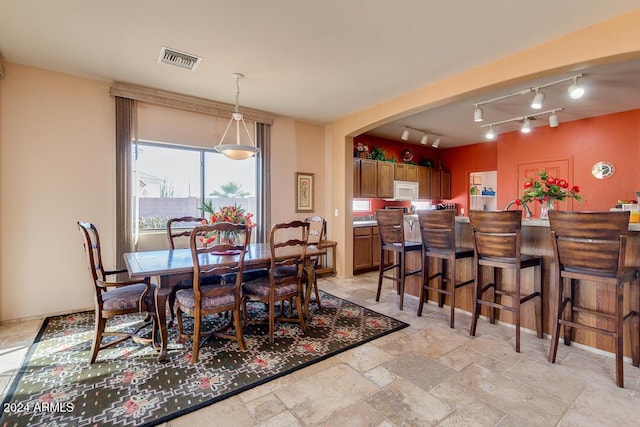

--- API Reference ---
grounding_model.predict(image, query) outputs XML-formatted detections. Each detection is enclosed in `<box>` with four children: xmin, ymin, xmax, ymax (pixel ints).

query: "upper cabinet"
<box><xmin>355</xmin><ymin>159</ymin><xmax>449</xmax><ymax>200</ymax></box>
<box><xmin>376</xmin><ymin>162</ymin><xmax>394</xmax><ymax>198</ymax></box>
<box><xmin>359</xmin><ymin>159</ymin><xmax>377</xmax><ymax>198</ymax></box>
<box><xmin>394</xmin><ymin>164</ymin><xmax>418</xmax><ymax>182</ymax></box>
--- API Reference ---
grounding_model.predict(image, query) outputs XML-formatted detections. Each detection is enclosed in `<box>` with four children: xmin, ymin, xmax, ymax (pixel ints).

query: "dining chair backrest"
<box><xmin>375</xmin><ymin>209</ymin><xmax>405</xmax><ymax>246</ymax></box>
<box><xmin>167</xmin><ymin>216</ymin><xmax>207</xmax><ymax>249</ymax></box>
<box><xmin>417</xmin><ymin>209</ymin><xmax>456</xmax><ymax>255</ymax></box>
<box><xmin>270</xmin><ymin>220</ymin><xmax>310</xmax><ymax>286</ymax></box>
<box><xmin>548</xmin><ymin>210</ymin><xmax>630</xmax><ymax>274</ymax></box>
<box><xmin>78</xmin><ymin>221</ymin><xmax>107</xmax><ymax>286</ymax></box>
<box><xmin>190</xmin><ymin>222</ymin><xmax>251</xmax><ymax>293</ymax></box>
<box><xmin>306</xmin><ymin>216</ymin><xmax>326</xmax><ymax>246</ymax></box>
<box><xmin>468</xmin><ymin>210</ymin><xmax>522</xmax><ymax>259</ymax></box>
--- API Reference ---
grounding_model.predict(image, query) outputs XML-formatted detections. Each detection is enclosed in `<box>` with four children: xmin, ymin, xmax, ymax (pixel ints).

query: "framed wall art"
<box><xmin>295</xmin><ymin>172</ymin><xmax>314</xmax><ymax>212</ymax></box>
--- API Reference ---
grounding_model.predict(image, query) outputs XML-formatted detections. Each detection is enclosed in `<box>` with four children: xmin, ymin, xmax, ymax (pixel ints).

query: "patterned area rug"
<box><xmin>1</xmin><ymin>291</ymin><xmax>407</xmax><ymax>426</ymax></box>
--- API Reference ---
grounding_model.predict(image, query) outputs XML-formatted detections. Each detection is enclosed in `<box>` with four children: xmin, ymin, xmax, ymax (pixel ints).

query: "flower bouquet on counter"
<box><xmin>200</xmin><ymin>201</ymin><xmax>255</xmax><ymax>246</ymax></box>
<box><xmin>516</xmin><ymin>170</ymin><xmax>582</xmax><ymax>218</ymax></box>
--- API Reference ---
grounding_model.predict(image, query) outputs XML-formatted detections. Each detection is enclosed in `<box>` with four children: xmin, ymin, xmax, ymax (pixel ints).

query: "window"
<box><xmin>135</xmin><ymin>141</ymin><xmax>257</xmax><ymax>233</ymax></box>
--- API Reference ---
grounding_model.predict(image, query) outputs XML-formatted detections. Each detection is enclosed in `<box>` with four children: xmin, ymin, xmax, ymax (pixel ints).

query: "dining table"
<box><xmin>124</xmin><ymin>243</ymin><xmax>325</xmax><ymax>361</ymax></box>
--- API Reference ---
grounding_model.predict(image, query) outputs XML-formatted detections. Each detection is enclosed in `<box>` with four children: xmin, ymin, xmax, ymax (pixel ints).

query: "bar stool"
<box><xmin>468</xmin><ymin>210</ymin><xmax>543</xmax><ymax>352</ymax></box>
<box><xmin>548</xmin><ymin>210</ymin><xmax>640</xmax><ymax>388</ymax></box>
<box><xmin>375</xmin><ymin>209</ymin><xmax>422</xmax><ymax>310</ymax></box>
<box><xmin>417</xmin><ymin>210</ymin><xmax>474</xmax><ymax>328</ymax></box>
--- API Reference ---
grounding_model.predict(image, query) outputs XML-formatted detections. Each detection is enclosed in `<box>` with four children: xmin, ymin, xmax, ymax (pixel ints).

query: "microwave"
<box><xmin>392</xmin><ymin>180</ymin><xmax>419</xmax><ymax>201</ymax></box>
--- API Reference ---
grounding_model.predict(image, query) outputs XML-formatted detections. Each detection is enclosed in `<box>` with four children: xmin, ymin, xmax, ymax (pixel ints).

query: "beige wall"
<box><xmin>0</xmin><ymin>63</ymin><xmax>327</xmax><ymax>322</ymax></box>
<box><xmin>0</xmin><ymin>63</ymin><xmax>115</xmax><ymax>321</ymax></box>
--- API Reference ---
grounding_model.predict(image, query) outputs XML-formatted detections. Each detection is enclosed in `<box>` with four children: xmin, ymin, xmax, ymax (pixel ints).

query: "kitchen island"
<box><xmin>374</xmin><ymin>214</ymin><xmax>640</xmax><ymax>358</ymax></box>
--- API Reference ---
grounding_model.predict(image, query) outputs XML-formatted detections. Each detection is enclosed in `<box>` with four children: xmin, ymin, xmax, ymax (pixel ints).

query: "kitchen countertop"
<box><xmin>353</xmin><ymin>215</ymin><xmax>640</xmax><ymax>231</ymax></box>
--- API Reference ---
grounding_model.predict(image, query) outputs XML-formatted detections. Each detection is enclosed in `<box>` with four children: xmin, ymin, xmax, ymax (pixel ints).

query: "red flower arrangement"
<box><xmin>199</xmin><ymin>202</ymin><xmax>255</xmax><ymax>246</ymax></box>
<box><xmin>516</xmin><ymin>170</ymin><xmax>583</xmax><ymax>207</ymax></box>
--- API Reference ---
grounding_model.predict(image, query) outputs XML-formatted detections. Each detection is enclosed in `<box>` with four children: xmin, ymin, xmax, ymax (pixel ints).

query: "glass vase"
<box><xmin>539</xmin><ymin>198</ymin><xmax>556</xmax><ymax>220</ymax></box>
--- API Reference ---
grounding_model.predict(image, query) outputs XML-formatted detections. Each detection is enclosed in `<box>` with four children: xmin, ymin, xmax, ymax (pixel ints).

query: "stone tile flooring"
<box><xmin>2</xmin><ymin>272</ymin><xmax>639</xmax><ymax>426</ymax></box>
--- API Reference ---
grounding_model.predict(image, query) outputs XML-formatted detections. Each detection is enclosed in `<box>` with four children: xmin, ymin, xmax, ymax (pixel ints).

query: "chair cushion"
<box><xmin>102</xmin><ymin>283</ymin><xmax>153</xmax><ymax>311</ymax></box>
<box><xmin>221</xmin><ymin>269</ymin><xmax>270</xmax><ymax>284</ymax></box>
<box><xmin>175</xmin><ymin>286</ymin><xmax>236</xmax><ymax>310</ymax></box>
<box><xmin>242</xmin><ymin>277</ymin><xmax>298</xmax><ymax>298</ymax></box>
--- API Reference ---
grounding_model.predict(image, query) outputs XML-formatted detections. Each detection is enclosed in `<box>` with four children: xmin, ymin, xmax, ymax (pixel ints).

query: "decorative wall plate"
<box><xmin>591</xmin><ymin>161</ymin><xmax>615</xmax><ymax>179</ymax></box>
<box><xmin>402</xmin><ymin>148</ymin><xmax>414</xmax><ymax>162</ymax></box>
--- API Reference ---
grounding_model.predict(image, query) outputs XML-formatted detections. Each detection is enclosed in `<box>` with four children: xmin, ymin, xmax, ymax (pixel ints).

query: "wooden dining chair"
<box><xmin>304</xmin><ymin>215</ymin><xmax>326</xmax><ymax>313</ymax></box>
<box><xmin>242</xmin><ymin>220</ymin><xmax>308</xmax><ymax>343</ymax></box>
<box><xmin>468</xmin><ymin>210</ymin><xmax>543</xmax><ymax>353</ymax></box>
<box><xmin>174</xmin><ymin>222</ymin><xmax>251</xmax><ymax>363</ymax></box>
<box><xmin>417</xmin><ymin>210</ymin><xmax>475</xmax><ymax>328</ymax></box>
<box><xmin>548</xmin><ymin>210</ymin><xmax>640</xmax><ymax>387</ymax></box>
<box><xmin>166</xmin><ymin>216</ymin><xmax>216</xmax><ymax>325</ymax></box>
<box><xmin>77</xmin><ymin>221</ymin><xmax>158</xmax><ymax>363</ymax></box>
<box><xmin>375</xmin><ymin>209</ymin><xmax>422</xmax><ymax>310</ymax></box>
<box><xmin>167</xmin><ymin>216</ymin><xmax>207</xmax><ymax>249</ymax></box>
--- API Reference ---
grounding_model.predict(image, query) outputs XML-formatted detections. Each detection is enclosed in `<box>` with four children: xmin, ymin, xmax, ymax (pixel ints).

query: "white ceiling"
<box><xmin>2</xmin><ymin>1</ymin><xmax>640</xmax><ymax>147</ymax></box>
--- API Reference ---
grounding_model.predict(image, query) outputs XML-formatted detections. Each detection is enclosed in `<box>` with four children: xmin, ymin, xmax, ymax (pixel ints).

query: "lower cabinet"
<box><xmin>354</xmin><ymin>226</ymin><xmax>386</xmax><ymax>273</ymax></box>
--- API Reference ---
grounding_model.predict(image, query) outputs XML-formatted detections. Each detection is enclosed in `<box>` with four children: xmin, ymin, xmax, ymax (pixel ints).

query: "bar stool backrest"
<box><xmin>468</xmin><ymin>210</ymin><xmax>522</xmax><ymax>259</ymax></box>
<box><xmin>376</xmin><ymin>209</ymin><xmax>405</xmax><ymax>245</ymax></box>
<box><xmin>548</xmin><ymin>210</ymin><xmax>630</xmax><ymax>275</ymax></box>
<box><xmin>418</xmin><ymin>210</ymin><xmax>455</xmax><ymax>254</ymax></box>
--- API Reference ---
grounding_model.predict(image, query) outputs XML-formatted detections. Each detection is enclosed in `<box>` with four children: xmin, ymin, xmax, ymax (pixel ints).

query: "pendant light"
<box><xmin>214</xmin><ymin>73</ymin><xmax>260</xmax><ymax>160</ymax></box>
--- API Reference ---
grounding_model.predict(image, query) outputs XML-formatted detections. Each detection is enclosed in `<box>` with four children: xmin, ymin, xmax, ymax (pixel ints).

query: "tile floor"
<box><xmin>2</xmin><ymin>272</ymin><xmax>639</xmax><ymax>426</ymax></box>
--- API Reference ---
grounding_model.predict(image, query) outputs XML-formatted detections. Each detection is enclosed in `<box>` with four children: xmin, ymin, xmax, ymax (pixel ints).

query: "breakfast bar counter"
<box><xmin>397</xmin><ymin>214</ymin><xmax>640</xmax><ymax>357</ymax></box>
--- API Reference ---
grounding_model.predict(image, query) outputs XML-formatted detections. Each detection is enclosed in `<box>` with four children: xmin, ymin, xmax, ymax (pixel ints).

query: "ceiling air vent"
<box><xmin>157</xmin><ymin>47</ymin><xmax>202</xmax><ymax>71</ymax></box>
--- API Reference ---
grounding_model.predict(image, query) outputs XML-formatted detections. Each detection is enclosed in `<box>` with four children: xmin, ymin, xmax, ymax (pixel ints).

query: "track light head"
<box><xmin>549</xmin><ymin>112</ymin><xmax>559</xmax><ymax>128</ymax></box>
<box><xmin>485</xmin><ymin>126</ymin><xmax>496</xmax><ymax>140</ymax></box>
<box><xmin>521</xmin><ymin>118</ymin><xmax>532</xmax><ymax>133</ymax></box>
<box><xmin>531</xmin><ymin>89</ymin><xmax>544</xmax><ymax>109</ymax></box>
<box><xmin>474</xmin><ymin>106</ymin><xmax>483</xmax><ymax>122</ymax></box>
<box><xmin>568</xmin><ymin>77</ymin><xmax>584</xmax><ymax>99</ymax></box>
<box><xmin>431</xmin><ymin>137</ymin><xmax>440</xmax><ymax>148</ymax></box>
<box><xmin>401</xmin><ymin>127</ymin><xmax>410</xmax><ymax>141</ymax></box>
<box><xmin>420</xmin><ymin>133</ymin><xmax>429</xmax><ymax>145</ymax></box>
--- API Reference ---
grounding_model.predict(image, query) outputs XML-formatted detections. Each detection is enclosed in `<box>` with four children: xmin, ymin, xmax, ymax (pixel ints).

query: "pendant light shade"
<box><xmin>401</xmin><ymin>127</ymin><xmax>410</xmax><ymax>141</ymax></box>
<box><xmin>549</xmin><ymin>111</ymin><xmax>559</xmax><ymax>128</ymax></box>
<box><xmin>521</xmin><ymin>118</ymin><xmax>532</xmax><ymax>133</ymax></box>
<box><xmin>214</xmin><ymin>73</ymin><xmax>260</xmax><ymax>160</ymax></box>
<box><xmin>420</xmin><ymin>132</ymin><xmax>429</xmax><ymax>145</ymax></box>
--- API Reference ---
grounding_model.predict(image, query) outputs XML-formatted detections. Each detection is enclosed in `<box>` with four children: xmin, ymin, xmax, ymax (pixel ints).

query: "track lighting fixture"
<box><xmin>473</xmin><ymin>74</ymin><xmax>583</xmax><ymax>122</ymax></box>
<box><xmin>531</xmin><ymin>89</ymin><xmax>544</xmax><ymax>109</ymax></box>
<box><xmin>485</xmin><ymin>126</ymin><xmax>496</xmax><ymax>140</ymax></box>
<box><xmin>568</xmin><ymin>76</ymin><xmax>584</xmax><ymax>99</ymax></box>
<box><xmin>399</xmin><ymin>126</ymin><xmax>444</xmax><ymax>146</ymax></box>
<box><xmin>431</xmin><ymin>136</ymin><xmax>440</xmax><ymax>148</ymax></box>
<box><xmin>480</xmin><ymin>108</ymin><xmax>562</xmax><ymax>140</ymax></box>
<box><xmin>474</xmin><ymin>105</ymin><xmax>483</xmax><ymax>122</ymax></box>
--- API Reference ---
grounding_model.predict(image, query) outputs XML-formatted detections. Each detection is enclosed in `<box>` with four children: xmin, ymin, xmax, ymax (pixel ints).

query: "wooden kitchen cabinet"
<box><xmin>418</xmin><ymin>166</ymin><xmax>432</xmax><ymax>199</ymax></box>
<box><xmin>440</xmin><ymin>169</ymin><xmax>451</xmax><ymax>199</ymax></box>
<box><xmin>353</xmin><ymin>159</ymin><xmax>360</xmax><ymax>197</ymax></box>
<box><xmin>431</xmin><ymin>168</ymin><xmax>442</xmax><ymax>199</ymax></box>
<box><xmin>376</xmin><ymin>161</ymin><xmax>394</xmax><ymax>198</ymax></box>
<box><xmin>359</xmin><ymin>159</ymin><xmax>377</xmax><ymax>198</ymax></box>
<box><xmin>353</xmin><ymin>226</ymin><xmax>374</xmax><ymax>272</ymax></box>
<box><xmin>395</xmin><ymin>164</ymin><xmax>418</xmax><ymax>182</ymax></box>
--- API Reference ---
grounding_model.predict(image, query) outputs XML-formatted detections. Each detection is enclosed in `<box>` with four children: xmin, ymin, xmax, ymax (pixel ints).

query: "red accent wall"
<box><xmin>353</xmin><ymin>109</ymin><xmax>640</xmax><ymax>214</ymax></box>
<box><xmin>354</xmin><ymin>134</ymin><xmax>441</xmax><ymax>167</ymax></box>
<box><xmin>496</xmin><ymin>109</ymin><xmax>640</xmax><ymax>212</ymax></box>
